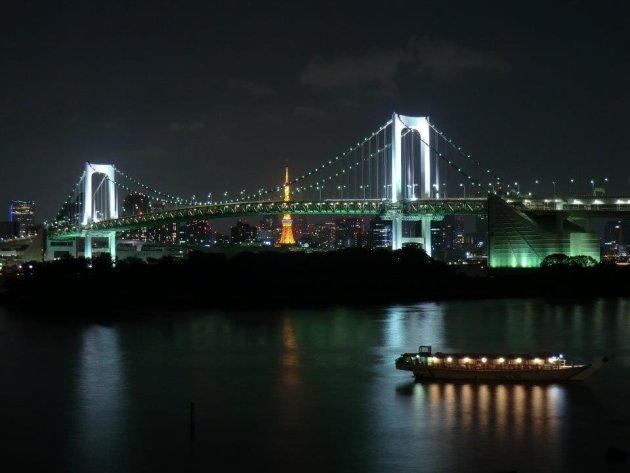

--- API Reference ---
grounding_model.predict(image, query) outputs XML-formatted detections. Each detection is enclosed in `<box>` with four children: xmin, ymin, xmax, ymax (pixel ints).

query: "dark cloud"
<box><xmin>169</xmin><ymin>121</ymin><xmax>206</xmax><ymax>132</ymax></box>
<box><xmin>408</xmin><ymin>38</ymin><xmax>509</xmax><ymax>76</ymax></box>
<box><xmin>300</xmin><ymin>38</ymin><xmax>508</xmax><ymax>88</ymax></box>
<box><xmin>228</xmin><ymin>79</ymin><xmax>276</xmax><ymax>97</ymax></box>
<box><xmin>121</xmin><ymin>144</ymin><xmax>169</xmax><ymax>160</ymax></box>
<box><xmin>301</xmin><ymin>48</ymin><xmax>406</xmax><ymax>88</ymax></box>
<box><xmin>293</xmin><ymin>105</ymin><xmax>332</xmax><ymax>120</ymax></box>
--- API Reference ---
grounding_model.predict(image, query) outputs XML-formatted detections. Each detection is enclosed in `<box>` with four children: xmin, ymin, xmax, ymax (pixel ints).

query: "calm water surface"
<box><xmin>2</xmin><ymin>298</ymin><xmax>630</xmax><ymax>472</ymax></box>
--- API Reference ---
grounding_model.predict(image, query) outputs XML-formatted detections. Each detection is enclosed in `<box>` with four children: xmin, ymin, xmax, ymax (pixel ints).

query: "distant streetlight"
<box><xmin>552</xmin><ymin>181</ymin><xmax>556</xmax><ymax>196</ymax></box>
<box><xmin>360</xmin><ymin>184</ymin><xmax>369</xmax><ymax>199</ymax></box>
<box><xmin>460</xmin><ymin>183</ymin><xmax>466</xmax><ymax>198</ymax></box>
<box><xmin>383</xmin><ymin>184</ymin><xmax>392</xmax><ymax>199</ymax></box>
<box><xmin>590</xmin><ymin>180</ymin><xmax>595</xmax><ymax>195</ymax></box>
<box><xmin>514</xmin><ymin>182</ymin><xmax>519</xmax><ymax>195</ymax></box>
<box><xmin>569</xmin><ymin>179</ymin><xmax>575</xmax><ymax>195</ymax></box>
<box><xmin>316</xmin><ymin>185</ymin><xmax>324</xmax><ymax>201</ymax></box>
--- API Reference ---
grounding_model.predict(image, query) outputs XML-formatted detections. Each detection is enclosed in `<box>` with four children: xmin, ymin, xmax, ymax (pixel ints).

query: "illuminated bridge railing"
<box><xmin>508</xmin><ymin>196</ymin><xmax>630</xmax><ymax>215</ymax></box>
<box><xmin>46</xmin><ymin>198</ymin><xmax>490</xmax><ymax>238</ymax></box>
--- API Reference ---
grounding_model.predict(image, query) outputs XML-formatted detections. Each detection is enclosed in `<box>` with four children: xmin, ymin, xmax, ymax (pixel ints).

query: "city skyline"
<box><xmin>2</xmin><ymin>1</ymin><xmax>629</xmax><ymax>221</ymax></box>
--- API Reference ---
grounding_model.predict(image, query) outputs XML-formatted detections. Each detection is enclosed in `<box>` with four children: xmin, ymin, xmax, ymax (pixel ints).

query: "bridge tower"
<box><xmin>391</xmin><ymin>113</ymin><xmax>434</xmax><ymax>254</ymax></box>
<box><xmin>278</xmin><ymin>165</ymin><xmax>296</xmax><ymax>245</ymax></box>
<box><xmin>81</xmin><ymin>162</ymin><xmax>119</xmax><ymax>261</ymax></box>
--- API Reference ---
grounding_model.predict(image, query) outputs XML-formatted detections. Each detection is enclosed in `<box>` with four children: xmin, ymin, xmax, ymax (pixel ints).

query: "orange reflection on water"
<box><xmin>421</xmin><ymin>382</ymin><xmax>566</xmax><ymax>443</ymax></box>
<box><xmin>281</xmin><ymin>315</ymin><xmax>300</xmax><ymax>388</ymax></box>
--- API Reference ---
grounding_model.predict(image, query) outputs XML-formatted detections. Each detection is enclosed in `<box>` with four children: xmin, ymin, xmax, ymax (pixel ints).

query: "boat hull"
<box><xmin>409</xmin><ymin>362</ymin><xmax>602</xmax><ymax>382</ymax></box>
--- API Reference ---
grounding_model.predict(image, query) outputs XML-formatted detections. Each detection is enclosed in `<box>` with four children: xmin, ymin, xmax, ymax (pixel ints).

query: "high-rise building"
<box><xmin>431</xmin><ymin>220</ymin><xmax>446</xmax><ymax>260</ymax></box>
<box><xmin>120</xmin><ymin>192</ymin><xmax>150</xmax><ymax>241</ymax></box>
<box><xmin>9</xmin><ymin>200</ymin><xmax>35</xmax><ymax>237</ymax></box>
<box><xmin>604</xmin><ymin>220</ymin><xmax>626</xmax><ymax>245</ymax></box>
<box><xmin>231</xmin><ymin>220</ymin><xmax>257</xmax><ymax>243</ymax></box>
<box><xmin>335</xmin><ymin>217</ymin><xmax>366</xmax><ymax>248</ymax></box>
<box><xmin>257</xmin><ymin>216</ymin><xmax>280</xmax><ymax>245</ymax></box>
<box><xmin>179</xmin><ymin>220</ymin><xmax>211</xmax><ymax>245</ymax></box>
<box><xmin>603</xmin><ymin>220</ymin><xmax>624</xmax><ymax>260</ymax></box>
<box><xmin>292</xmin><ymin>215</ymin><xmax>308</xmax><ymax>241</ymax></box>
<box><xmin>452</xmin><ymin>216</ymin><xmax>465</xmax><ymax>250</ymax></box>
<box><xmin>369</xmin><ymin>217</ymin><xmax>392</xmax><ymax>249</ymax></box>
<box><xmin>312</xmin><ymin>222</ymin><xmax>336</xmax><ymax>249</ymax></box>
<box><xmin>122</xmin><ymin>192</ymin><xmax>149</xmax><ymax>217</ymax></box>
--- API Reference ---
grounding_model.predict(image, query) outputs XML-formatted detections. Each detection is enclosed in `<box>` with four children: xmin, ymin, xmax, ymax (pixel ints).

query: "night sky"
<box><xmin>2</xmin><ymin>1</ymin><xmax>629</xmax><ymax>222</ymax></box>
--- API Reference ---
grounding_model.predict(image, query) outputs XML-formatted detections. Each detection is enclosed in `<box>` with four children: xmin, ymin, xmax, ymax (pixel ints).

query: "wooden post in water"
<box><xmin>190</xmin><ymin>401</ymin><xmax>195</xmax><ymax>435</ymax></box>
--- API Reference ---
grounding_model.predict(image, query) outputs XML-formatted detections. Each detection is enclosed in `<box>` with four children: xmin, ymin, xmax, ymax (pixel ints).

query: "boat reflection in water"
<box><xmin>395</xmin><ymin>380</ymin><xmax>576</xmax><ymax>472</ymax></box>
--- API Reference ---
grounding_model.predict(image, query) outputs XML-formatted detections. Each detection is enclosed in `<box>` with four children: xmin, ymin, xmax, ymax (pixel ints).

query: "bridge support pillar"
<box><xmin>108</xmin><ymin>231</ymin><xmax>116</xmax><ymax>263</ymax></box>
<box><xmin>392</xmin><ymin>212</ymin><xmax>403</xmax><ymax>250</ymax></box>
<box><xmin>84</xmin><ymin>234</ymin><xmax>92</xmax><ymax>260</ymax></box>
<box><xmin>421</xmin><ymin>217</ymin><xmax>432</xmax><ymax>257</ymax></box>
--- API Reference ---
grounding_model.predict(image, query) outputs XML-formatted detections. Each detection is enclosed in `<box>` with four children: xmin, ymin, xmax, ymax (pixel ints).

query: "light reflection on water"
<box><xmin>393</xmin><ymin>380</ymin><xmax>569</xmax><ymax>472</ymax></box>
<box><xmin>74</xmin><ymin>325</ymin><xmax>127</xmax><ymax>472</ymax></box>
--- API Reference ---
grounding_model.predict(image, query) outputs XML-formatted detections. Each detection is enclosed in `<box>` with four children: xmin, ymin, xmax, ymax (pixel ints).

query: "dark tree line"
<box><xmin>4</xmin><ymin>247</ymin><xmax>630</xmax><ymax>316</ymax></box>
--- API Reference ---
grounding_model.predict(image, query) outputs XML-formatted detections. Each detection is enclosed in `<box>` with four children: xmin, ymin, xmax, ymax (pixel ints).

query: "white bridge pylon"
<box><xmin>82</xmin><ymin>162</ymin><xmax>118</xmax><ymax>261</ymax></box>
<box><xmin>391</xmin><ymin>113</ymin><xmax>434</xmax><ymax>253</ymax></box>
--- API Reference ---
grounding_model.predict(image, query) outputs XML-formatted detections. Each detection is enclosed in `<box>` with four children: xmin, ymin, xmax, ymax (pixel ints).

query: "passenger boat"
<box><xmin>396</xmin><ymin>346</ymin><xmax>606</xmax><ymax>382</ymax></box>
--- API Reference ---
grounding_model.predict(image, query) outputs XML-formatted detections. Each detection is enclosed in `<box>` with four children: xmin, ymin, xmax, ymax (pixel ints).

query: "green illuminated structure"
<box><xmin>488</xmin><ymin>195</ymin><xmax>600</xmax><ymax>268</ymax></box>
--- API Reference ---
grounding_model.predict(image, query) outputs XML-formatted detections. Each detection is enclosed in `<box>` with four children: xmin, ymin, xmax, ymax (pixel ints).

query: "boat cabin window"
<box><xmin>419</xmin><ymin>346</ymin><xmax>432</xmax><ymax>355</ymax></box>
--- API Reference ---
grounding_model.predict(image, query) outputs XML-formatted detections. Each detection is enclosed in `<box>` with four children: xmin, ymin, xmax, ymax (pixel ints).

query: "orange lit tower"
<box><xmin>278</xmin><ymin>165</ymin><xmax>296</xmax><ymax>245</ymax></box>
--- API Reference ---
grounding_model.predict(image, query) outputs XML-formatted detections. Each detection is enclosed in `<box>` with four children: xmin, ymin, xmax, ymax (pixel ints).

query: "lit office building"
<box><xmin>9</xmin><ymin>200</ymin><xmax>35</xmax><ymax>237</ymax></box>
<box><xmin>368</xmin><ymin>217</ymin><xmax>392</xmax><ymax>249</ymax></box>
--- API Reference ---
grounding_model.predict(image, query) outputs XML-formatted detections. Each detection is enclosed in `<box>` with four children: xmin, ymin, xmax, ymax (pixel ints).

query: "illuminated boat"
<box><xmin>395</xmin><ymin>346</ymin><xmax>606</xmax><ymax>382</ymax></box>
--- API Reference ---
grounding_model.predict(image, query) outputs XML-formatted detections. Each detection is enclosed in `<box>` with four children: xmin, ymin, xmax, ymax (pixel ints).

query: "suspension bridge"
<box><xmin>43</xmin><ymin>113</ymin><xmax>630</xmax><ymax>268</ymax></box>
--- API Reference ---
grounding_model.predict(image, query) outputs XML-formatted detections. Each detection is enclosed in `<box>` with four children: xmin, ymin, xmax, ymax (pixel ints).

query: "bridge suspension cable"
<box><xmin>239</xmin><ymin>119</ymin><xmax>395</xmax><ymax>203</ymax></box>
<box><xmin>396</xmin><ymin>115</ymin><xmax>487</xmax><ymax>195</ymax></box>
<box><xmin>51</xmin><ymin>171</ymin><xmax>86</xmax><ymax>225</ymax></box>
<box><xmin>427</xmin><ymin>121</ymin><xmax>503</xmax><ymax>189</ymax></box>
<box><xmin>113</xmin><ymin>166</ymin><xmax>194</xmax><ymax>205</ymax></box>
